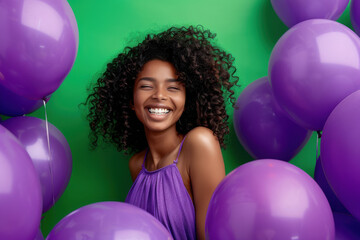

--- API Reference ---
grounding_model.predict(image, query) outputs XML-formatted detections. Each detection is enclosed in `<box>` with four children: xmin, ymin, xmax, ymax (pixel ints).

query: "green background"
<box><xmin>2</xmin><ymin>0</ymin><xmax>353</xmax><ymax>237</ymax></box>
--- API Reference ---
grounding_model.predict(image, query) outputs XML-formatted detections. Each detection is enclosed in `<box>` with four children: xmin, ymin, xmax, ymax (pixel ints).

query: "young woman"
<box><xmin>86</xmin><ymin>25</ymin><xmax>239</xmax><ymax>240</ymax></box>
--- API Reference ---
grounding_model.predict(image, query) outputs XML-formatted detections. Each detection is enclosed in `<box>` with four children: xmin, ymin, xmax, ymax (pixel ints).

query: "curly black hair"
<box><xmin>85</xmin><ymin>25</ymin><xmax>239</xmax><ymax>154</ymax></box>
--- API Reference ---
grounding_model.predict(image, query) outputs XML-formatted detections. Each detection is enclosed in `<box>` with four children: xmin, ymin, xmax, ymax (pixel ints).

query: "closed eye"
<box><xmin>140</xmin><ymin>85</ymin><xmax>152</xmax><ymax>89</ymax></box>
<box><xmin>168</xmin><ymin>86</ymin><xmax>180</xmax><ymax>91</ymax></box>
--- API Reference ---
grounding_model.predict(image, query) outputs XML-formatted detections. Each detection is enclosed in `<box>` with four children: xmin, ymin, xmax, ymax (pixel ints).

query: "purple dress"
<box><xmin>125</xmin><ymin>137</ymin><xmax>196</xmax><ymax>240</ymax></box>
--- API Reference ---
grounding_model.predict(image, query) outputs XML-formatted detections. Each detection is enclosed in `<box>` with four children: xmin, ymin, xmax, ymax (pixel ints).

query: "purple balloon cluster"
<box><xmin>228</xmin><ymin>2</ymin><xmax>360</xmax><ymax>239</ymax></box>
<box><xmin>2</xmin><ymin>117</ymin><xmax>73</xmax><ymax>213</ymax></box>
<box><xmin>0</xmin><ymin>117</ymin><xmax>73</xmax><ymax>240</ymax></box>
<box><xmin>269</xmin><ymin>19</ymin><xmax>360</xmax><ymax>131</ymax></box>
<box><xmin>268</xmin><ymin>9</ymin><xmax>360</xmax><ymax>237</ymax></box>
<box><xmin>0</xmin><ymin>0</ymin><xmax>78</xmax><ymax>239</ymax></box>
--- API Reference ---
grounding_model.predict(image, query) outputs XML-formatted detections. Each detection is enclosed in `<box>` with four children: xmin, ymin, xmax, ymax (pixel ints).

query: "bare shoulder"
<box><xmin>183</xmin><ymin>127</ymin><xmax>225</xmax><ymax>240</ymax></box>
<box><xmin>183</xmin><ymin>127</ymin><xmax>223</xmax><ymax>169</ymax></box>
<box><xmin>184</xmin><ymin>126</ymin><xmax>221</xmax><ymax>152</ymax></box>
<box><xmin>128</xmin><ymin>150</ymin><xmax>146</xmax><ymax>182</ymax></box>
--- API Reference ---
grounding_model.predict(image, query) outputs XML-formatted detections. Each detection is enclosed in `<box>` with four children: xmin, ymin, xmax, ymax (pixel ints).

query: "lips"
<box><xmin>144</xmin><ymin>104</ymin><xmax>172</xmax><ymax>121</ymax></box>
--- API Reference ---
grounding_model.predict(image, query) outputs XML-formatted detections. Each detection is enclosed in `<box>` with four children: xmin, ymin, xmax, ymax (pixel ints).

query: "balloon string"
<box><xmin>43</xmin><ymin>99</ymin><xmax>56</xmax><ymax>209</ymax></box>
<box><xmin>315</xmin><ymin>131</ymin><xmax>322</xmax><ymax>161</ymax></box>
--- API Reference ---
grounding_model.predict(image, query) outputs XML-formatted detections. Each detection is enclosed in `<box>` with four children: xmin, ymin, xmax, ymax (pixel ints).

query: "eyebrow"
<box><xmin>138</xmin><ymin>77</ymin><xmax>180</xmax><ymax>83</ymax></box>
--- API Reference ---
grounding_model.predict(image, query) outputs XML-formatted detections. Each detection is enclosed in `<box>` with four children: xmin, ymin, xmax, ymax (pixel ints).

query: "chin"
<box><xmin>144</xmin><ymin>123</ymin><xmax>176</xmax><ymax>133</ymax></box>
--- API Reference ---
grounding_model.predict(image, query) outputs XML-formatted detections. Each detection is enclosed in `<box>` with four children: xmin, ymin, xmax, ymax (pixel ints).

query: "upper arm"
<box><xmin>185</xmin><ymin>127</ymin><xmax>225</xmax><ymax>240</ymax></box>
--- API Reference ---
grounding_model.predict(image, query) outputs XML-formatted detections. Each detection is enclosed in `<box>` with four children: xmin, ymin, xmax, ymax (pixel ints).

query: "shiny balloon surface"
<box><xmin>206</xmin><ymin>159</ymin><xmax>334</xmax><ymax>240</ymax></box>
<box><xmin>0</xmin><ymin>0</ymin><xmax>78</xmax><ymax>100</ymax></box>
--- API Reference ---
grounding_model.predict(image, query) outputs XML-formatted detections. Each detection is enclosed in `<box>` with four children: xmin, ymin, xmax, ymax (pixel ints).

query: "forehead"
<box><xmin>137</xmin><ymin>59</ymin><xmax>177</xmax><ymax>79</ymax></box>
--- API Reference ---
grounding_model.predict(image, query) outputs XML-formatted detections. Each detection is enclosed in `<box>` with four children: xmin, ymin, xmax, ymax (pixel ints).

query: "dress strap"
<box><xmin>174</xmin><ymin>135</ymin><xmax>187</xmax><ymax>164</ymax></box>
<box><xmin>141</xmin><ymin>149</ymin><xmax>149</xmax><ymax>169</ymax></box>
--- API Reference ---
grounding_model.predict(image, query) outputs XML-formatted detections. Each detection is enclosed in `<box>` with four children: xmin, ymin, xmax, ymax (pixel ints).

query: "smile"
<box><xmin>148</xmin><ymin>108</ymin><xmax>170</xmax><ymax>115</ymax></box>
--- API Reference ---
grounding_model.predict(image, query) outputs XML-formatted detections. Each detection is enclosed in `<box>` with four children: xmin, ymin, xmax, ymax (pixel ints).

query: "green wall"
<box><xmin>10</xmin><ymin>0</ymin><xmax>351</xmax><ymax>237</ymax></box>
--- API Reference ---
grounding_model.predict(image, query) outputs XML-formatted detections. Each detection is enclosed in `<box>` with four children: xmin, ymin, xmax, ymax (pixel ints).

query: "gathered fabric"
<box><xmin>125</xmin><ymin>137</ymin><xmax>196</xmax><ymax>240</ymax></box>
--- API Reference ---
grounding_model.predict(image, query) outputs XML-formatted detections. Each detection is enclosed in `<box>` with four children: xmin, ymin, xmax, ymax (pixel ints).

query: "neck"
<box><xmin>144</xmin><ymin>127</ymin><xmax>183</xmax><ymax>167</ymax></box>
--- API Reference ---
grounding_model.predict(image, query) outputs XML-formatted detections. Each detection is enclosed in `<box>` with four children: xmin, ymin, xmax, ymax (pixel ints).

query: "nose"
<box><xmin>152</xmin><ymin>87</ymin><xmax>167</xmax><ymax>100</ymax></box>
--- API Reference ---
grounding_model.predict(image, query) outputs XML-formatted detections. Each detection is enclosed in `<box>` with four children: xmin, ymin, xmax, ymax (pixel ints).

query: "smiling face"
<box><xmin>133</xmin><ymin>59</ymin><xmax>186</xmax><ymax>133</ymax></box>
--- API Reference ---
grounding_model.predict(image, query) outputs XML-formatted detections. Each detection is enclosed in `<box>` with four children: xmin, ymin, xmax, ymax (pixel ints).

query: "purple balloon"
<box><xmin>271</xmin><ymin>0</ymin><xmax>349</xmax><ymax>27</ymax></box>
<box><xmin>334</xmin><ymin>213</ymin><xmax>360</xmax><ymax>240</ymax></box>
<box><xmin>0</xmin><ymin>84</ymin><xmax>43</xmax><ymax>116</ymax></box>
<box><xmin>314</xmin><ymin>157</ymin><xmax>349</xmax><ymax>214</ymax></box>
<box><xmin>0</xmin><ymin>124</ymin><xmax>42</xmax><ymax>240</ymax></box>
<box><xmin>2</xmin><ymin>116</ymin><xmax>72</xmax><ymax>213</ymax></box>
<box><xmin>35</xmin><ymin>230</ymin><xmax>44</xmax><ymax>240</ymax></box>
<box><xmin>206</xmin><ymin>159</ymin><xmax>335</xmax><ymax>240</ymax></box>
<box><xmin>321</xmin><ymin>90</ymin><xmax>360</xmax><ymax>221</ymax></box>
<box><xmin>269</xmin><ymin>19</ymin><xmax>360</xmax><ymax>131</ymax></box>
<box><xmin>46</xmin><ymin>201</ymin><xmax>173</xmax><ymax>240</ymax></box>
<box><xmin>233</xmin><ymin>77</ymin><xmax>311</xmax><ymax>161</ymax></box>
<box><xmin>0</xmin><ymin>0</ymin><xmax>78</xmax><ymax>100</ymax></box>
<box><xmin>351</xmin><ymin>0</ymin><xmax>360</xmax><ymax>36</ymax></box>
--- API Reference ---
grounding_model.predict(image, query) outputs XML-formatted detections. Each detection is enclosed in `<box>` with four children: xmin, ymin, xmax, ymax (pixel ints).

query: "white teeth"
<box><xmin>148</xmin><ymin>108</ymin><xmax>170</xmax><ymax>114</ymax></box>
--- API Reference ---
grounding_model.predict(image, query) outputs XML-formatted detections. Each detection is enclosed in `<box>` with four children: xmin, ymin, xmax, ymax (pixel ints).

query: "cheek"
<box><xmin>133</xmin><ymin>92</ymin><xmax>144</xmax><ymax>108</ymax></box>
<box><xmin>175</xmin><ymin>93</ymin><xmax>186</xmax><ymax>113</ymax></box>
